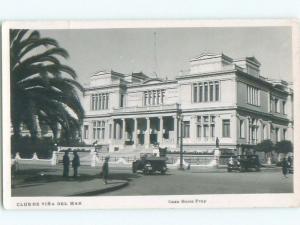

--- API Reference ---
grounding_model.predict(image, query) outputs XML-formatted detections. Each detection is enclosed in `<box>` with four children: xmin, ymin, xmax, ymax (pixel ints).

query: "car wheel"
<box><xmin>227</xmin><ymin>168</ymin><xmax>232</xmax><ymax>172</ymax></box>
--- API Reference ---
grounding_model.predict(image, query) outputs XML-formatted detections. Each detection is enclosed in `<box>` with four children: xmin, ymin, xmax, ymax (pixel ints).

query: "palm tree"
<box><xmin>10</xmin><ymin>29</ymin><xmax>84</xmax><ymax>142</ymax></box>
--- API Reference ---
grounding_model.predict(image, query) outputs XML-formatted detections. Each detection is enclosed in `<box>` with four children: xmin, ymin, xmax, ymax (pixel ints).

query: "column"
<box><xmin>231</xmin><ymin>114</ymin><xmax>237</xmax><ymax>144</ymax></box>
<box><xmin>173</xmin><ymin>116</ymin><xmax>178</xmax><ymax>146</ymax></box>
<box><xmin>248</xmin><ymin>118</ymin><xmax>252</xmax><ymax>144</ymax></box>
<box><xmin>133</xmin><ymin>118</ymin><xmax>137</xmax><ymax>148</ymax></box>
<box><xmin>122</xmin><ymin>118</ymin><xmax>126</xmax><ymax>142</ymax></box>
<box><xmin>191</xmin><ymin>116</ymin><xmax>197</xmax><ymax>142</ymax></box>
<box><xmin>145</xmin><ymin>117</ymin><xmax>150</xmax><ymax>148</ymax></box>
<box><xmin>159</xmin><ymin>116</ymin><xmax>164</xmax><ymax>145</ymax></box>
<box><xmin>113</xmin><ymin>119</ymin><xmax>116</xmax><ymax>139</ymax></box>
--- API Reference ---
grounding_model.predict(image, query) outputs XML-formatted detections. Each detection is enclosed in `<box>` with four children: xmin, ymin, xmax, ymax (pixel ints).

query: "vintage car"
<box><xmin>132</xmin><ymin>153</ymin><xmax>168</xmax><ymax>175</ymax></box>
<box><xmin>227</xmin><ymin>155</ymin><xmax>261</xmax><ymax>172</ymax></box>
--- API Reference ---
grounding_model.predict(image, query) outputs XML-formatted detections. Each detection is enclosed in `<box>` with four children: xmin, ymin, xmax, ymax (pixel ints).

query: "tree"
<box><xmin>275</xmin><ymin>140</ymin><xmax>293</xmax><ymax>155</ymax></box>
<box><xmin>254</xmin><ymin>140</ymin><xmax>274</xmax><ymax>163</ymax></box>
<box><xmin>254</xmin><ymin>140</ymin><xmax>274</xmax><ymax>153</ymax></box>
<box><xmin>10</xmin><ymin>29</ymin><xmax>84</xmax><ymax>141</ymax></box>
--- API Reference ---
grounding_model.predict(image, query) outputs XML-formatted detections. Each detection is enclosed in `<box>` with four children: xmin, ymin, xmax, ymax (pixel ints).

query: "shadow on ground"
<box><xmin>13</xmin><ymin>170</ymin><xmax>142</xmax><ymax>187</ymax></box>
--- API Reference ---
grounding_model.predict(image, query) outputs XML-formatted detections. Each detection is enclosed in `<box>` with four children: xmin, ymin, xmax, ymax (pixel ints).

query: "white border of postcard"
<box><xmin>2</xmin><ymin>19</ymin><xmax>300</xmax><ymax>209</ymax></box>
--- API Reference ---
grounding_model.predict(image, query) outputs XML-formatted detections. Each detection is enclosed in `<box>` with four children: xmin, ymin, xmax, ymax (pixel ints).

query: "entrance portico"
<box><xmin>110</xmin><ymin>115</ymin><xmax>178</xmax><ymax>151</ymax></box>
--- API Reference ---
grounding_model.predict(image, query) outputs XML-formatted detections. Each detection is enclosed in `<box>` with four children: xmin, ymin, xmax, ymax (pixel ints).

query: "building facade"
<box><xmin>82</xmin><ymin>53</ymin><xmax>293</xmax><ymax>154</ymax></box>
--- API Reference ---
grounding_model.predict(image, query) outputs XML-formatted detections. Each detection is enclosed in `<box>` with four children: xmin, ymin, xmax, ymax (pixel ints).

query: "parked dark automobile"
<box><xmin>227</xmin><ymin>155</ymin><xmax>261</xmax><ymax>172</ymax></box>
<box><xmin>132</xmin><ymin>153</ymin><xmax>168</xmax><ymax>175</ymax></box>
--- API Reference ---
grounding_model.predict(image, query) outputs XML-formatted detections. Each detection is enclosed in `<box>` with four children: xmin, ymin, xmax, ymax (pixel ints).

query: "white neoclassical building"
<box><xmin>81</xmin><ymin>53</ymin><xmax>293</xmax><ymax>154</ymax></box>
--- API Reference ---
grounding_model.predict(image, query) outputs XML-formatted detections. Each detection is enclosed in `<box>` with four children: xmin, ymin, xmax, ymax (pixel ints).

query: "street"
<box><xmin>103</xmin><ymin>167</ymin><xmax>293</xmax><ymax>196</ymax></box>
<box><xmin>12</xmin><ymin>165</ymin><xmax>293</xmax><ymax>196</ymax></box>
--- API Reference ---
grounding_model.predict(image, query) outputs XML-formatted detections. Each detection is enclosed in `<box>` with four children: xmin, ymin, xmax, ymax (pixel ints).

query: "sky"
<box><xmin>40</xmin><ymin>27</ymin><xmax>293</xmax><ymax>84</ymax></box>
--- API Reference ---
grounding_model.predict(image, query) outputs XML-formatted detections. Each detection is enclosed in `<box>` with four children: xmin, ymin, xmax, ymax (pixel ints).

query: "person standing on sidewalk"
<box><xmin>102</xmin><ymin>156</ymin><xmax>110</xmax><ymax>184</ymax></box>
<box><xmin>72</xmin><ymin>151</ymin><xmax>80</xmax><ymax>177</ymax></box>
<box><xmin>62</xmin><ymin>151</ymin><xmax>70</xmax><ymax>177</ymax></box>
<box><xmin>282</xmin><ymin>157</ymin><xmax>289</xmax><ymax>178</ymax></box>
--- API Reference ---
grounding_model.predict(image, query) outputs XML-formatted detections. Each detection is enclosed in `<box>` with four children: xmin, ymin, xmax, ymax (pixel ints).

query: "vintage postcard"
<box><xmin>2</xmin><ymin>20</ymin><xmax>300</xmax><ymax>209</ymax></box>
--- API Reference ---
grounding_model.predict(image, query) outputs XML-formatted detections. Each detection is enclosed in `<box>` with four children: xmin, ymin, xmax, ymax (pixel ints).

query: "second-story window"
<box><xmin>282</xmin><ymin>101</ymin><xmax>286</xmax><ymax>114</ymax></box>
<box><xmin>91</xmin><ymin>93</ymin><xmax>109</xmax><ymax>110</ymax></box>
<box><xmin>193</xmin><ymin>81</ymin><xmax>220</xmax><ymax>103</ymax></box>
<box><xmin>247</xmin><ymin>85</ymin><xmax>260</xmax><ymax>106</ymax></box>
<box><xmin>275</xmin><ymin>98</ymin><xmax>279</xmax><ymax>113</ymax></box>
<box><xmin>120</xmin><ymin>94</ymin><xmax>125</xmax><ymax>108</ymax></box>
<box><xmin>144</xmin><ymin>89</ymin><xmax>165</xmax><ymax>106</ymax></box>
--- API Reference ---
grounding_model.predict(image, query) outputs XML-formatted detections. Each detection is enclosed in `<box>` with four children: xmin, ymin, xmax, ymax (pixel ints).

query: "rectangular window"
<box><xmin>263</xmin><ymin>125</ymin><xmax>268</xmax><ymax>140</ymax></box>
<box><xmin>193</xmin><ymin>81</ymin><xmax>220</xmax><ymax>103</ymax></box>
<box><xmin>144</xmin><ymin>90</ymin><xmax>165</xmax><ymax>105</ymax></box>
<box><xmin>222</xmin><ymin>119</ymin><xmax>230</xmax><ymax>137</ymax></box>
<box><xmin>247</xmin><ymin>85</ymin><xmax>260</xmax><ymax>106</ymax></box>
<box><xmin>275</xmin><ymin>128</ymin><xmax>280</xmax><ymax>142</ymax></box>
<box><xmin>199</xmin><ymin>84</ymin><xmax>203</xmax><ymax>102</ymax></box>
<box><xmin>197</xmin><ymin>116</ymin><xmax>201</xmax><ymax>122</ymax></box>
<box><xmin>153</xmin><ymin>90</ymin><xmax>156</xmax><ymax>105</ymax></box>
<box><xmin>102</xmin><ymin>94</ymin><xmax>106</xmax><ymax>109</ymax></box>
<box><xmin>204</xmin><ymin>82</ymin><xmax>208</xmax><ymax>102</ymax></box>
<box><xmin>283</xmin><ymin>129</ymin><xmax>287</xmax><ymax>140</ymax></box>
<box><xmin>120</xmin><ymin>94</ymin><xmax>125</xmax><ymax>107</ymax></box>
<box><xmin>209</xmin><ymin>82</ymin><xmax>214</xmax><ymax>101</ymax></box>
<box><xmin>148</xmin><ymin>91</ymin><xmax>152</xmax><ymax>105</ymax></box>
<box><xmin>93</xmin><ymin>120</ymin><xmax>106</xmax><ymax>140</ymax></box>
<box><xmin>84</xmin><ymin>125</ymin><xmax>89</xmax><ymax>139</ymax></box>
<box><xmin>209</xmin><ymin>82</ymin><xmax>214</xmax><ymax>102</ymax></box>
<box><xmin>240</xmin><ymin>120</ymin><xmax>245</xmax><ymax>138</ymax></box>
<box><xmin>203</xmin><ymin>125</ymin><xmax>209</xmax><ymax>137</ymax></box>
<box><xmin>203</xmin><ymin>116</ymin><xmax>209</xmax><ymax>123</ymax></box>
<box><xmin>91</xmin><ymin>94</ymin><xmax>94</xmax><ymax>110</ymax></box>
<box><xmin>197</xmin><ymin>125</ymin><xmax>202</xmax><ymax>138</ymax></box>
<box><xmin>282</xmin><ymin>101</ymin><xmax>286</xmax><ymax>114</ymax></box>
<box><xmin>144</xmin><ymin>92</ymin><xmax>148</xmax><ymax>106</ymax></box>
<box><xmin>215</xmin><ymin>81</ymin><xmax>219</xmax><ymax>101</ymax></box>
<box><xmin>96</xmin><ymin>94</ymin><xmax>99</xmax><ymax>110</ymax></box>
<box><xmin>210</xmin><ymin>124</ymin><xmax>215</xmax><ymax>138</ymax></box>
<box><xmin>161</xmin><ymin>90</ymin><xmax>165</xmax><ymax>104</ymax></box>
<box><xmin>93</xmin><ymin>121</ymin><xmax>96</xmax><ymax>139</ymax></box>
<box><xmin>106</xmin><ymin>94</ymin><xmax>109</xmax><ymax>109</ymax></box>
<box><xmin>193</xmin><ymin>84</ymin><xmax>198</xmax><ymax>103</ymax></box>
<box><xmin>275</xmin><ymin>99</ymin><xmax>279</xmax><ymax>113</ymax></box>
<box><xmin>270</xmin><ymin>96</ymin><xmax>273</xmax><ymax>112</ymax></box>
<box><xmin>91</xmin><ymin>93</ymin><xmax>109</xmax><ymax>110</ymax></box>
<box><xmin>183</xmin><ymin>121</ymin><xmax>190</xmax><ymax>138</ymax></box>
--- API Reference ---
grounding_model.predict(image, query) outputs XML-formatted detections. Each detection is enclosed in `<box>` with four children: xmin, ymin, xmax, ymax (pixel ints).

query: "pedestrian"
<box><xmin>72</xmin><ymin>151</ymin><xmax>80</xmax><ymax>177</ymax></box>
<box><xmin>62</xmin><ymin>150</ymin><xmax>70</xmax><ymax>177</ymax></box>
<box><xmin>102</xmin><ymin>156</ymin><xmax>110</xmax><ymax>184</ymax></box>
<box><xmin>282</xmin><ymin>157</ymin><xmax>289</xmax><ymax>178</ymax></box>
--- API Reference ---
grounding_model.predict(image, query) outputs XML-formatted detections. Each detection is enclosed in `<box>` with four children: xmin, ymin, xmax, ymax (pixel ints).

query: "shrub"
<box><xmin>11</xmin><ymin>136</ymin><xmax>56</xmax><ymax>158</ymax></box>
<box><xmin>275</xmin><ymin>140</ymin><xmax>293</xmax><ymax>154</ymax></box>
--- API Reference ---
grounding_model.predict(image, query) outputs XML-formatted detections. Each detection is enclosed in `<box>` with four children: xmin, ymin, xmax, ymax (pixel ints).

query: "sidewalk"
<box><xmin>12</xmin><ymin>177</ymin><xmax>128</xmax><ymax>196</ymax></box>
<box><xmin>11</xmin><ymin>166</ymin><xmax>129</xmax><ymax>196</ymax></box>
